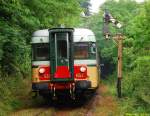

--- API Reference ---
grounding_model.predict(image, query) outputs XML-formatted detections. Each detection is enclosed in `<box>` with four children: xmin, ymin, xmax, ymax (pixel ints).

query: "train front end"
<box><xmin>31</xmin><ymin>28</ymin><xmax>99</xmax><ymax>99</ymax></box>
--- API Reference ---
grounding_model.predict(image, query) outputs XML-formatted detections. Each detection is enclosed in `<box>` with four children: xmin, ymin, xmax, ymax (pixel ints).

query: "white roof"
<box><xmin>32</xmin><ymin>29</ymin><xmax>49</xmax><ymax>37</ymax></box>
<box><xmin>73</xmin><ymin>28</ymin><xmax>94</xmax><ymax>36</ymax></box>
<box><xmin>32</xmin><ymin>28</ymin><xmax>96</xmax><ymax>43</ymax></box>
<box><xmin>73</xmin><ymin>28</ymin><xmax>96</xmax><ymax>42</ymax></box>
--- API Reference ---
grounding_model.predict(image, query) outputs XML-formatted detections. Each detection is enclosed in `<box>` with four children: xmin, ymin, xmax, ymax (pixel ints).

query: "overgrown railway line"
<box><xmin>10</xmin><ymin>84</ymin><xmax>119</xmax><ymax>116</ymax></box>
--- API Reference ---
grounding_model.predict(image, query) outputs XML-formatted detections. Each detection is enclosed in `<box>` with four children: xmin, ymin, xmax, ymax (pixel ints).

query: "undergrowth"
<box><xmin>102</xmin><ymin>73</ymin><xmax>150</xmax><ymax>115</ymax></box>
<box><xmin>0</xmin><ymin>76</ymin><xmax>31</xmax><ymax>116</ymax></box>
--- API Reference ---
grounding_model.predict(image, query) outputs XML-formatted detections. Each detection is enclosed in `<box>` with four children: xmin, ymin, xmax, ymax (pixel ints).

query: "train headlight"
<box><xmin>80</xmin><ymin>66</ymin><xmax>86</xmax><ymax>73</ymax></box>
<box><xmin>39</xmin><ymin>68</ymin><xmax>45</xmax><ymax>74</ymax></box>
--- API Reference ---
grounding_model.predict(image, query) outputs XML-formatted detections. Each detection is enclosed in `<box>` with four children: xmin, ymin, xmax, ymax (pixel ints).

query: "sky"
<box><xmin>90</xmin><ymin>0</ymin><xmax>145</xmax><ymax>13</ymax></box>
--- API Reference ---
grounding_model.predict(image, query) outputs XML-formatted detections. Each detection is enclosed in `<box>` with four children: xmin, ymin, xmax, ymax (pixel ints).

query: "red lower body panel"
<box><xmin>54</xmin><ymin>66</ymin><xmax>71</xmax><ymax>78</ymax></box>
<box><xmin>33</xmin><ymin>65</ymin><xmax>87</xmax><ymax>90</ymax></box>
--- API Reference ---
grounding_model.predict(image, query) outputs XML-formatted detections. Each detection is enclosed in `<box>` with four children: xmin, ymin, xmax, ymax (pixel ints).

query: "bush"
<box><xmin>123</xmin><ymin>56</ymin><xmax>150</xmax><ymax>112</ymax></box>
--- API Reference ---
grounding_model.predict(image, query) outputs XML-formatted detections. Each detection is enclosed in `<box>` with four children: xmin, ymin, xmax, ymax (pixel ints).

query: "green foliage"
<box><xmin>0</xmin><ymin>77</ymin><xmax>25</xmax><ymax>115</ymax></box>
<box><xmin>0</xmin><ymin>0</ymin><xmax>82</xmax><ymax>76</ymax></box>
<box><xmin>81</xmin><ymin>0</ymin><xmax>150</xmax><ymax>113</ymax></box>
<box><xmin>122</xmin><ymin>2</ymin><xmax>150</xmax><ymax>112</ymax></box>
<box><xmin>0</xmin><ymin>0</ymin><xmax>149</xmax><ymax>114</ymax></box>
<box><xmin>80</xmin><ymin>0</ymin><xmax>139</xmax><ymax>76</ymax></box>
<box><xmin>0</xmin><ymin>0</ymin><xmax>83</xmax><ymax>114</ymax></box>
<box><xmin>80</xmin><ymin>0</ymin><xmax>91</xmax><ymax>16</ymax></box>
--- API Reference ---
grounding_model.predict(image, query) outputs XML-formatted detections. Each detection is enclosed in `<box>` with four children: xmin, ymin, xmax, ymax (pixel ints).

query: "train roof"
<box><xmin>32</xmin><ymin>29</ymin><xmax>49</xmax><ymax>37</ymax></box>
<box><xmin>73</xmin><ymin>28</ymin><xmax>96</xmax><ymax>42</ymax></box>
<box><xmin>32</xmin><ymin>28</ymin><xmax>96</xmax><ymax>43</ymax></box>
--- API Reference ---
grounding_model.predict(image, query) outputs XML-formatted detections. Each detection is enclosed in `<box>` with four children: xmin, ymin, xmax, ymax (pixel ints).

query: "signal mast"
<box><xmin>103</xmin><ymin>10</ymin><xmax>123</xmax><ymax>98</ymax></box>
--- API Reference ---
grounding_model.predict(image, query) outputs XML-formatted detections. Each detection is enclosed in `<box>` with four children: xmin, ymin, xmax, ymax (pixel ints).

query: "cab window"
<box><xmin>74</xmin><ymin>43</ymin><xmax>89</xmax><ymax>59</ymax></box>
<box><xmin>32</xmin><ymin>43</ymin><xmax>49</xmax><ymax>61</ymax></box>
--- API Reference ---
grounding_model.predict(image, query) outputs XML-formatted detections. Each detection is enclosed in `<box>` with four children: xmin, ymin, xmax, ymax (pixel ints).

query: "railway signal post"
<box><xmin>103</xmin><ymin>10</ymin><xmax>123</xmax><ymax>98</ymax></box>
<box><xmin>113</xmin><ymin>33</ymin><xmax>123</xmax><ymax>98</ymax></box>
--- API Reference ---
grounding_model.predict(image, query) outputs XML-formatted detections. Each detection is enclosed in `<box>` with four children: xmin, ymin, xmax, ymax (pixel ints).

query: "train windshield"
<box><xmin>32</xmin><ymin>43</ymin><xmax>49</xmax><ymax>61</ymax></box>
<box><xmin>56</xmin><ymin>33</ymin><xmax>68</xmax><ymax>59</ymax></box>
<box><xmin>74</xmin><ymin>43</ymin><xmax>89</xmax><ymax>59</ymax></box>
<box><xmin>57</xmin><ymin>40</ymin><xmax>67</xmax><ymax>58</ymax></box>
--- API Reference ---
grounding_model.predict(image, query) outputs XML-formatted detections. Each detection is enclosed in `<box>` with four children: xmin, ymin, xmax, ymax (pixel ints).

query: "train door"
<box><xmin>49</xmin><ymin>28</ymin><xmax>74</xmax><ymax>82</ymax></box>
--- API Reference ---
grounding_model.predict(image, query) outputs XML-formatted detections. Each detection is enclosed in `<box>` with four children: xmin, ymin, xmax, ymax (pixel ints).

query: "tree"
<box><xmin>0</xmin><ymin>0</ymin><xmax>83</xmax><ymax>76</ymax></box>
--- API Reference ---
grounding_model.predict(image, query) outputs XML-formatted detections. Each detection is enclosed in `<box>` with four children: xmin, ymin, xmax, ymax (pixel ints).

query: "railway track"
<box><xmin>10</xmin><ymin>84</ymin><xmax>119</xmax><ymax>116</ymax></box>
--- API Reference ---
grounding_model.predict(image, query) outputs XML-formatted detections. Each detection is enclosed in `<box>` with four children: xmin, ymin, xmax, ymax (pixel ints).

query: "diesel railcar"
<box><xmin>31</xmin><ymin>28</ymin><xmax>100</xmax><ymax>99</ymax></box>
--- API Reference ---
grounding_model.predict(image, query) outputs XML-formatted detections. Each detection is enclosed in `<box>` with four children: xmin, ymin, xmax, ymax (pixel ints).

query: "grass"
<box><xmin>102</xmin><ymin>74</ymin><xmax>150</xmax><ymax>115</ymax></box>
<box><xmin>0</xmin><ymin>75</ymin><xmax>31</xmax><ymax>115</ymax></box>
<box><xmin>102</xmin><ymin>74</ymin><xmax>118</xmax><ymax>96</ymax></box>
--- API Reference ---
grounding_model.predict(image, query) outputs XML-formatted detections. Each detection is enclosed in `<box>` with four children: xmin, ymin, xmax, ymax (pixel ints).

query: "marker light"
<box><xmin>39</xmin><ymin>68</ymin><xmax>45</xmax><ymax>74</ymax></box>
<box><xmin>80</xmin><ymin>66</ymin><xmax>86</xmax><ymax>73</ymax></box>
